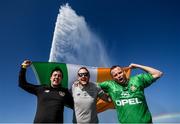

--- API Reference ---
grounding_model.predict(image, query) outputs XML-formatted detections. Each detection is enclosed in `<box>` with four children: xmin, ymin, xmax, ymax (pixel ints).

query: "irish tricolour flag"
<box><xmin>31</xmin><ymin>62</ymin><xmax>131</xmax><ymax>112</ymax></box>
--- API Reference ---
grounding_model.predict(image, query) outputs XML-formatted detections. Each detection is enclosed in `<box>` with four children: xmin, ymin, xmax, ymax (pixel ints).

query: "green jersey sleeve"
<box><xmin>136</xmin><ymin>73</ymin><xmax>155</xmax><ymax>88</ymax></box>
<box><xmin>98</xmin><ymin>81</ymin><xmax>109</xmax><ymax>92</ymax></box>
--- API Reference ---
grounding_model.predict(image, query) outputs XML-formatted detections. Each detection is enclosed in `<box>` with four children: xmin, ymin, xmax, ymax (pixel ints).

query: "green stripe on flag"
<box><xmin>31</xmin><ymin>62</ymin><xmax>68</xmax><ymax>88</ymax></box>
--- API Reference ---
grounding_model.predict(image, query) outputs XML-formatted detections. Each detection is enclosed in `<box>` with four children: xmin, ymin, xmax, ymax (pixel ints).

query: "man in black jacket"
<box><xmin>19</xmin><ymin>60</ymin><xmax>74</xmax><ymax>123</ymax></box>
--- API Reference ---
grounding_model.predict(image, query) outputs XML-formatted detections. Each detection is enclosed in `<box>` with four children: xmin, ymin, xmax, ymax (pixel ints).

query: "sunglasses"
<box><xmin>78</xmin><ymin>73</ymin><xmax>89</xmax><ymax>77</ymax></box>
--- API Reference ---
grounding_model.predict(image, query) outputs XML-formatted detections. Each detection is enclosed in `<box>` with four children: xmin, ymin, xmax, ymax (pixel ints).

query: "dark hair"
<box><xmin>78</xmin><ymin>67</ymin><xmax>90</xmax><ymax>77</ymax></box>
<box><xmin>50</xmin><ymin>67</ymin><xmax>63</xmax><ymax>78</ymax></box>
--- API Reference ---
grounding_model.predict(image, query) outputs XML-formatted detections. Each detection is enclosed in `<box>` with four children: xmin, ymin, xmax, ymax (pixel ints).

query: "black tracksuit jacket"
<box><xmin>19</xmin><ymin>68</ymin><xmax>74</xmax><ymax>123</ymax></box>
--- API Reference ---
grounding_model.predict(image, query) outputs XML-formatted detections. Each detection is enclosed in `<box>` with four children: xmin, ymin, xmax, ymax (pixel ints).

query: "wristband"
<box><xmin>22</xmin><ymin>64</ymin><xmax>27</xmax><ymax>69</ymax></box>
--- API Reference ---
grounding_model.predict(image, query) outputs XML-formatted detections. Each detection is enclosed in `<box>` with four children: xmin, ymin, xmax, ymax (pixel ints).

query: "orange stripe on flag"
<box><xmin>97</xmin><ymin>68</ymin><xmax>112</xmax><ymax>82</ymax></box>
<box><xmin>97</xmin><ymin>99</ymin><xmax>115</xmax><ymax>113</ymax></box>
<box><xmin>123</xmin><ymin>67</ymin><xmax>131</xmax><ymax>79</ymax></box>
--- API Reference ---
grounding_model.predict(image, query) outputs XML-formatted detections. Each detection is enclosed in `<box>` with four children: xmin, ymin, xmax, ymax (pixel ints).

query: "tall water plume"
<box><xmin>49</xmin><ymin>4</ymin><xmax>110</xmax><ymax>67</ymax></box>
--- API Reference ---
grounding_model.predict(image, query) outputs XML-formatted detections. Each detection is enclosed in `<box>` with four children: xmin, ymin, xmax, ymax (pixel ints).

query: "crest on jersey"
<box><xmin>130</xmin><ymin>85</ymin><xmax>137</xmax><ymax>92</ymax></box>
<box><xmin>59</xmin><ymin>91</ymin><xmax>65</xmax><ymax>96</ymax></box>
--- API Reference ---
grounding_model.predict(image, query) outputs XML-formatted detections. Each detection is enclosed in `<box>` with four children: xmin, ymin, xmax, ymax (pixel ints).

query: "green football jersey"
<box><xmin>99</xmin><ymin>73</ymin><xmax>155</xmax><ymax>123</ymax></box>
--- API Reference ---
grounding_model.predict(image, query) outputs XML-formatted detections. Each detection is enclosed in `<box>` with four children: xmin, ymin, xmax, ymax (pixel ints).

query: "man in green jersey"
<box><xmin>99</xmin><ymin>63</ymin><xmax>163</xmax><ymax>123</ymax></box>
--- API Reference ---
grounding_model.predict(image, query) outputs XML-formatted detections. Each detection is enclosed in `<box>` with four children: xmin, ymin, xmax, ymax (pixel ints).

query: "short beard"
<box><xmin>80</xmin><ymin>80</ymin><xmax>88</xmax><ymax>86</ymax></box>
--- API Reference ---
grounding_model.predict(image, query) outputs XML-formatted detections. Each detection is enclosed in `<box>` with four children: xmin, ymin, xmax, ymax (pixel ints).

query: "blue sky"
<box><xmin>0</xmin><ymin>0</ymin><xmax>180</xmax><ymax>123</ymax></box>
